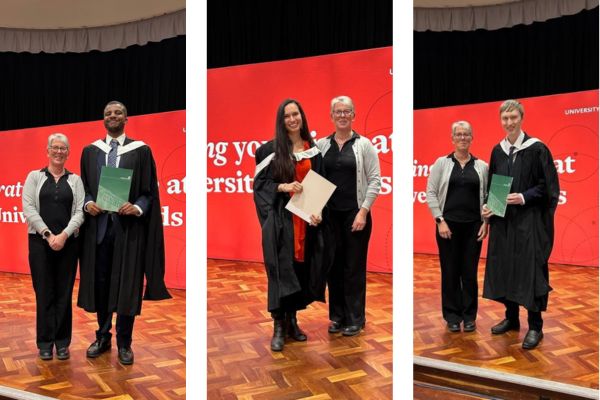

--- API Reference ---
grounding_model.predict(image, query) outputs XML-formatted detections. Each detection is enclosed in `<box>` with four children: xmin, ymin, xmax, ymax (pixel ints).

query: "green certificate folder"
<box><xmin>96</xmin><ymin>166</ymin><xmax>133</xmax><ymax>212</ymax></box>
<box><xmin>487</xmin><ymin>174</ymin><xmax>513</xmax><ymax>217</ymax></box>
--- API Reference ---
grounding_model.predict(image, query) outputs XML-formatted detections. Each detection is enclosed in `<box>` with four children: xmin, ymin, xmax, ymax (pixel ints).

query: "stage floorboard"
<box><xmin>414</xmin><ymin>253</ymin><xmax>598</xmax><ymax>392</ymax></box>
<box><xmin>207</xmin><ymin>259</ymin><xmax>393</xmax><ymax>400</ymax></box>
<box><xmin>0</xmin><ymin>272</ymin><xmax>185</xmax><ymax>399</ymax></box>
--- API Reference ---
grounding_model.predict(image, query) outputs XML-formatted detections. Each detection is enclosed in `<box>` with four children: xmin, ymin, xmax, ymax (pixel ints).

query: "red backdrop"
<box><xmin>207</xmin><ymin>47</ymin><xmax>393</xmax><ymax>273</ymax></box>
<box><xmin>414</xmin><ymin>90</ymin><xmax>599</xmax><ymax>267</ymax></box>
<box><xmin>0</xmin><ymin>110</ymin><xmax>186</xmax><ymax>288</ymax></box>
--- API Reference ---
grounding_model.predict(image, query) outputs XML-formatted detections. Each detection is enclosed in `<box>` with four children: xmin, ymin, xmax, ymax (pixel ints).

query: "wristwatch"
<box><xmin>43</xmin><ymin>230</ymin><xmax>51</xmax><ymax>240</ymax></box>
<box><xmin>435</xmin><ymin>216</ymin><xmax>444</xmax><ymax>224</ymax></box>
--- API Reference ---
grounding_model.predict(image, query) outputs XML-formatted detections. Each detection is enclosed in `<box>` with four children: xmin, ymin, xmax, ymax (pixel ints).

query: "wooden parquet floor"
<box><xmin>414</xmin><ymin>253</ymin><xmax>599</xmax><ymax>390</ymax></box>
<box><xmin>0</xmin><ymin>272</ymin><xmax>185</xmax><ymax>399</ymax></box>
<box><xmin>207</xmin><ymin>259</ymin><xmax>393</xmax><ymax>400</ymax></box>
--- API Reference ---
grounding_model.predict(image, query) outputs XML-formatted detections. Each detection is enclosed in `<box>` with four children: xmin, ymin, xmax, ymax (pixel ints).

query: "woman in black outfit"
<box><xmin>426</xmin><ymin>121</ymin><xmax>489</xmax><ymax>333</ymax></box>
<box><xmin>22</xmin><ymin>133</ymin><xmax>85</xmax><ymax>360</ymax></box>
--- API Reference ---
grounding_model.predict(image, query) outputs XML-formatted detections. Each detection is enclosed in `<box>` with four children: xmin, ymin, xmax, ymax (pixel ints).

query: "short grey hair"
<box><xmin>499</xmin><ymin>99</ymin><xmax>524</xmax><ymax>118</ymax></box>
<box><xmin>47</xmin><ymin>133</ymin><xmax>70</xmax><ymax>149</ymax></box>
<box><xmin>330</xmin><ymin>95</ymin><xmax>355</xmax><ymax>113</ymax></box>
<box><xmin>451</xmin><ymin>121</ymin><xmax>472</xmax><ymax>137</ymax></box>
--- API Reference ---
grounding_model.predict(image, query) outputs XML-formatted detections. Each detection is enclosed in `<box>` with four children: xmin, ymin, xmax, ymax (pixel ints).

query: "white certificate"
<box><xmin>285</xmin><ymin>169</ymin><xmax>336</xmax><ymax>223</ymax></box>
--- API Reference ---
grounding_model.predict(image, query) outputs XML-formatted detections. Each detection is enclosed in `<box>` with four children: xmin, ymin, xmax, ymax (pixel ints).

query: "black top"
<box><xmin>39</xmin><ymin>168</ymin><xmax>73</xmax><ymax>234</ymax></box>
<box><xmin>442</xmin><ymin>154</ymin><xmax>480</xmax><ymax>223</ymax></box>
<box><xmin>323</xmin><ymin>133</ymin><xmax>358</xmax><ymax>211</ymax></box>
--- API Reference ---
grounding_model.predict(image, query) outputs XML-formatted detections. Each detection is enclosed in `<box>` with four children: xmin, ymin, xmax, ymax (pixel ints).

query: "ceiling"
<box><xmin>414</xmin><ymin>0</ymin><xmax>520</xmax><ymax>7</ymax></box>
<box><xmin>0</xmin><ymin>0</ymin><xmax>185</xmax><ymax>29</ymax></box>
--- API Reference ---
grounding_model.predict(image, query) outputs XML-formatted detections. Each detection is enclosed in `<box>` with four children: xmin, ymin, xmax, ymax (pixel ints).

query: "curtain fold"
<box><xmin>414</xmin><ymin>0</ymin><xmax>598</xmax><ymax>32</ymax></box>
<box><xmin>0</xmin><ymin>9</ymin><xmax>185</xmax><ymax>53</ymax></box>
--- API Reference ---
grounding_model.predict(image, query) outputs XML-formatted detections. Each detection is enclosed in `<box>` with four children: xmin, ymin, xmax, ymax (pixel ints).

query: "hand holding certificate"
<box><xmin>285</xmin><ymin>170</ymin><xmax>336</xmax><ymax>223</ymax></box>
<box><xmin>96</xmin><ymin>166</ymin><xmax>133</xmax><ymax>212</ymax></box>
<box><xmin>487</xmin><ymin>174</ymin><xmax>513</xmax><ymax>217</ymax></box>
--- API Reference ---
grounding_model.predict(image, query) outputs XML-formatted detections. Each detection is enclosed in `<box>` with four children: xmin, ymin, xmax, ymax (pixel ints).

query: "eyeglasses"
<box><xmin>453</xmin><ymin>134</ymin><xmax>472</xmax><ymax>139</ymax></box>
<box><xmin>49</xmin><ymin>146</ymin><xmax>68</xmax><ymax>152</ymax></box>
<box><xmin>333</xmin><ymin>110</ymin><xmax>353</xmax><ymax>117</ymax></box>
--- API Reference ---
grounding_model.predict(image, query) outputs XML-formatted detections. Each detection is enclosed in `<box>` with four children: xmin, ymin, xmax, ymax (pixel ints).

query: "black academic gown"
<box><xmin>253</xmin><ymin>141</ymin><xmax>332</xmax><ymax>312</ymax></box>
<box><xmin>483</xmin><ymin>133</ymin><xmax>560</xmax><ymax>312</ymax></box>
<box><xmin>78</xmin><ymin>137</ymin><xmax>171</xmax><ymax>316</ymax></box>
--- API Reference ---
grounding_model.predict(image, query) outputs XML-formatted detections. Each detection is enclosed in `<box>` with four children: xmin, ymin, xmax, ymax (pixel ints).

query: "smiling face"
<box><xmin>283</xmin><ymin>102</ymin><xmax>302</xmax><ymax>135</ymax></box>
<box><xmin>331</xmin><ymin>101</ymin><xmax>355</xmax><ymax>132</ymax></box>
<box><xmin>103</xmin><ymin>103</ymin><xmax>128</xmax><ymax>136</ymax></box>
<box><xmin>452</xmin><ymin>125</ymin><xmax>472</xmax><ymax>152</ymax></box>
<box><xmin>47</xmin><ymin>138</ymin><xmax>69</xmax><ymax>168</ymax></box>
<box><xmin>500</xmin><ymin>109</ymin><xmax>522</xmax><ymax>139</ymax></box>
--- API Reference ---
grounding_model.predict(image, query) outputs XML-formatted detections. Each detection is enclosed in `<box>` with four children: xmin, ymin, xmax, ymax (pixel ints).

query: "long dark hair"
<box><xmin>271</xmin><ymin>99</ymin><xmax>314</xmax><ymax>183</ymax></box>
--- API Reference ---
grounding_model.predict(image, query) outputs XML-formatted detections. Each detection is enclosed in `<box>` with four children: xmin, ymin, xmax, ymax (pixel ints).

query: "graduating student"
<box><xmin>482</xmin><ymin>99</ymin><xmax>560</xmax><ymax>350</ymax></box>
<box><xmin>253</xmin><ymin>98</ymin><xmax>330</xmax><ymax>352</ymax></box>
<box><xmin>78</xmin><ymin>101</ymin><xmax>171</xmax><ymax>365</ymax></box>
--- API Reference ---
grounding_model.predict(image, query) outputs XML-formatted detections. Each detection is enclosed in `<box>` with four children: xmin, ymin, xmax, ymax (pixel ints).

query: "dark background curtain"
<box><xmin>414</xmin><ymin>7</ymin><xmax>599</xmax><ymax>109</ymax></box>
<box><xmin>0</xmin><ymin>35</ymin><xmax>185</xmax><ymax>131</ymax></box>
<box><xmin>208</xmin><ymin>0</ymin><xmax>393</xmax><ymax>69</ymax></box>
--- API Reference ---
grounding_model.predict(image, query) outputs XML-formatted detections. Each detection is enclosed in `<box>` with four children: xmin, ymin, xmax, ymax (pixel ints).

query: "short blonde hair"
<box><xmin>451</xmin><ymin>121</ymin><xmax>472</xmax><ymax>137</ymax></box>
<box><xmin>499</xmin><ymin>99</ymin><xmax>524</xmax><ymax>118</ymax></box>
<box><xmin>330</xmin><ymin>95</ymin><xmax>354</xmax><ymax>113</ymax></box>
<box><xmin>47</xmin><ymin>133</ymin><xmax>70</xmax><ymax>149</ymax></box>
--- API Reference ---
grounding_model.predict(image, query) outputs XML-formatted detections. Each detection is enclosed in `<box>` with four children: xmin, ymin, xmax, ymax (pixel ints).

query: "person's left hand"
<box><xmin>506</xmin><ymin>193</ymin><xmax>524</xmax><ymax>205</ymax></box>
<box><xmin>477</xmin><ymin>221</ymin><xmax>489</xmax><ymax>241</ymax></box>
<box><xmin>48</xmin><ymin>232</ymin><xmax>67</xmax><ymax>251</ymax></box>
<box><xmin>309</xmin><ymin>214</ymin><xmax>322</xmax><ymax>227</ymax></box>
<box><xmin>118</xmin><ymin>202</ymin><xmax>141</xmax><ymax>216</ymax></box>
<box><xmin>351</xmin><ymin>208</ymin><xmax>368</xmax><ymax>232</ymax></box>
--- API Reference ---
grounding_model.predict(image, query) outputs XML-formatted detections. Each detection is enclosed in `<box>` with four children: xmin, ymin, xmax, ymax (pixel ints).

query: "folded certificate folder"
<box><xmin>285</xmin><ymin>169</ymin><xmax>336</xmax><ymax>223</ymax></box>
<box><xmin>487</xmin><ymin>174</ymin><xmax>513</xmax><ymax>217</ymax></box>
<box><xmin>96</xmin><ymin>166</ymin><xmax>133</xmax><ymax>212</ymax></box>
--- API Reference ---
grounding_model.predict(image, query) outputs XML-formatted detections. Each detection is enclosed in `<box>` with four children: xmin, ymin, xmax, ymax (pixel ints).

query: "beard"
<box><xmin>104</xmin><ymin>119</ymin><xmax>125</xmax><ymax>133</ymax></box>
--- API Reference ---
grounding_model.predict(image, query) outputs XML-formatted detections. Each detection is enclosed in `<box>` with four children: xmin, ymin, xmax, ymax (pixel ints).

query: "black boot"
<box><xmin>271</xmin><ymin>319</ymin><xmax>286</xmax><ymax>351</ymax></box>
<box><xmin>286</xmin><ymin>311</ymin><xmax>307</xmax><ymax>341</ymax></box>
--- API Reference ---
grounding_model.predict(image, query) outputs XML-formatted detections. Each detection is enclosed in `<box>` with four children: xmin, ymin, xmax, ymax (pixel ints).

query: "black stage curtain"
<box><xmin>0</xmin><ymin>35</ymin><xmax>185</xmax><ymax>131</ymax></box>
<box><xmin>414</xmin><ymin>8</ymin><xmax>599</xmax><ymax>109</ymax></box>
<box><xmin>208</xmin><ymin>0</ymin><xmax>392</xmax><ymax>69</ymax></box>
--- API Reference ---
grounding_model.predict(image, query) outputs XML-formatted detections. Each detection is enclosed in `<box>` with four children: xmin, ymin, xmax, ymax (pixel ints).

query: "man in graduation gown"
<box><xmin>482</xmin><ymin>99</ymin><xmax>559</xmax><ymax>350</ymax></box>
<box><xmin>78</xmin><ymin>101</ymin><xmax>171</xmax><ymax>365</ymax></box>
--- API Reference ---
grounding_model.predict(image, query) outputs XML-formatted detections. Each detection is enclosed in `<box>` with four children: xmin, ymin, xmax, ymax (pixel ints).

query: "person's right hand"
<box><xmin>437</xmin><ymin>220</ymin><xmax>452</xmax><ymax>239</ymax></box>
<box><xmin>481</xmin><ymin>204</ymin><xmax>493</xmax><ymax>220</ymax></box>
<box><xmin>280</xmin><ymin>181</ymin><xmax>303</xmax><ymax>193</ymax></box>
<box><xmin>86</xmin><ymin>201</ymin><xmax>103</xmax><ymax>216</ymax></box>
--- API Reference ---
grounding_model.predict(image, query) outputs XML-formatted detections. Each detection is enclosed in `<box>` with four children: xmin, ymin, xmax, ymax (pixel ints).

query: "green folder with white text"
<box><xmin>487</xmin><ymin>174</ymin><xmax>513</xmax><ymax>218</ymax></box>
<box><xmin>96</xmin><ymin>166</ymin><xmax>133</xmax><ymax>212</ymax></box>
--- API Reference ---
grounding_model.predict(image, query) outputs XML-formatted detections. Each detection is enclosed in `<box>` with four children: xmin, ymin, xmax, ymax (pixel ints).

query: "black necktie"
<box><xmin>507</xmin><ymin>145</ymin><xmax>515</xmax><ymax>175</ymax></box>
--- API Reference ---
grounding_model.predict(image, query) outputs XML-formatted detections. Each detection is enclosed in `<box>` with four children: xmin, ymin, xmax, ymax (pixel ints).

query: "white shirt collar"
<box><xmin>106</xmin><ymin>133</ymin><xmax>126</xmax><ymax>146</ymax></box>
<box><xmin>501</xmin><ymin>130</ymin><xmax>524</xmax><ymax>154</ymax></box>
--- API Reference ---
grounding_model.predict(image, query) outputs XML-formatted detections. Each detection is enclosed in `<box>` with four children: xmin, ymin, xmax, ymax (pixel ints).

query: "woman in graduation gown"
<box><xmin>253</xmin><ymin>98</ymin><xmax>330</xmax><ymax>352</ymax></box>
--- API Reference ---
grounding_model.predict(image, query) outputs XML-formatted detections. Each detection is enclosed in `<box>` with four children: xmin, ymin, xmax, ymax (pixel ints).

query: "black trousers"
<box><xmin>271</xmin><ymin>261</ymin><xmax>309</xmax><ymax>320</ymax></box>
<box><xmin>95</xmin><ymin>217</ymin><xmax>135</xmax><ymax>348</ymax></box>
<box><xmin>504</xmin><ymin>300</ymin><xmax>543</xmax><ymax>331</ymax></box>
<box><xmin>328</xmin><ymin>209</ymin><xmax>372</xmax><ymax>327</ymax></box>
<box><xmin>28</xmin><ymin>234</ymin><xmax>78</xmax><ymax>350</ymax></box>
<box><xmin>435</xmin><ymin>220</ymin><xmax>482</xmax><ymax>324</ymax></box>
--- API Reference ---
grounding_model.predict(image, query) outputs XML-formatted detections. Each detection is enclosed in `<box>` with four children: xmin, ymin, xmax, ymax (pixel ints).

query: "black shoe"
<box><xmin>286</xmin><ymin>312</ymin><xmax>307</xmax><ymax>341</ymax></box>
<box><xmin>522</xmin><ymin>330</ymin><xmax>543</xmax><ymax>350</ymax></box>
<box><xmin>56</xmin><ymin>347</ymin><xmax>70</xmax><ymax>360</ymax></box>
<box><xmin>118</xmin><ymin>347</ymin><xmax>134</xmax><ymax>365</ymax></box>
<box><xmin>270</xmin><ymin>319</ymin><xmax>286</xmax><ymax>352</ymax></box>
<box><xmin>447</xmin><ymin>322</ymin><xmax>461</xmax><ymax>333</ymax></box>
<box><xmin>86</xmin><ymin>338</ymin><xmax>111</xmax><ymax>358</ymax></box>
<box><xmin>39</xmin><ymin>349</ymin><xmax>53</xmax><ymax>361</ymax></box>
<box><xmin>342</xmin><ymin>323</ymin><xmax>364</xmax><ymax>337</ymax></box>
<box><xmin>463</xmin><ymin>321</ymin><xmax>476</xmax><ymax>332</ymax></box>
<box><xmin>491</xmin><ymin>319</ymin><xmax>520</xmax><ymax>334</ymax></box>
<box><xmin>328</xmin><ymin>321</ymin><xmax>342</xmax><ymax>334</ymax></box>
